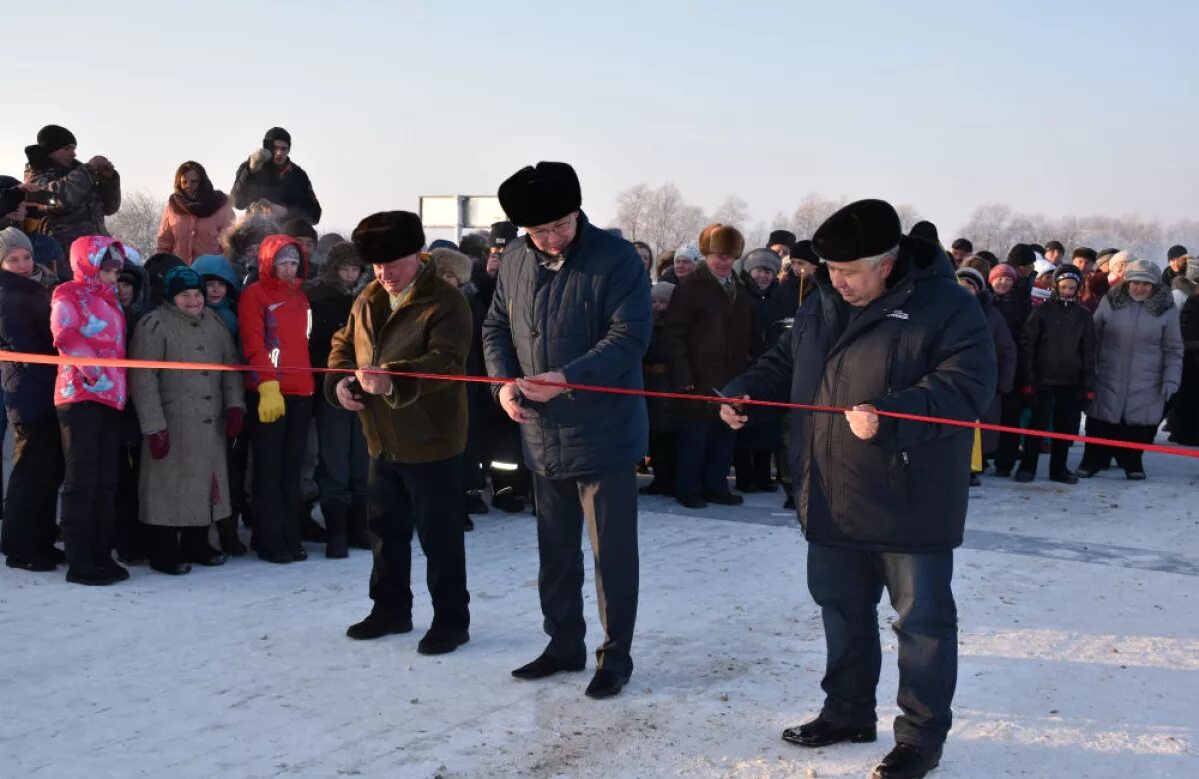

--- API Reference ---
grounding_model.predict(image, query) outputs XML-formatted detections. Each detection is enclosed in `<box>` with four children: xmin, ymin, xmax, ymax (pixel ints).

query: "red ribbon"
<box><xmin>8</xmin><ymin>350</ymin><xmax>1197</xmax><ymax>459</ymax></box>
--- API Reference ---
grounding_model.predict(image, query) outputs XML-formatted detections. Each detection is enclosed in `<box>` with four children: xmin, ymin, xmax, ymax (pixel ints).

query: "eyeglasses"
<box><xmin>526</xmin><ymin>215</ymin><xmax>575</xmax><ymax>241</ymax></box>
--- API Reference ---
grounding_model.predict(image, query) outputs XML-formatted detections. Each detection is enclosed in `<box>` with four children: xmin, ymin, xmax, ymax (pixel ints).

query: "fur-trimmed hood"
<box><xmin>1108</xmin><ymin>279</ymin><xmax>1174</xmax><ymax>316</ymax></box>
<box><xmin>219</xmin><ymin>212</ymin><xmax>281</xmax><ymax>276</ymax></box>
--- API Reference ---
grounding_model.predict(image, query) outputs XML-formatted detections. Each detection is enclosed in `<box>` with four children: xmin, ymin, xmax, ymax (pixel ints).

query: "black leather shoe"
<box><xmin>511</xmin><ymin>651</ymin><xmax>587</xmax><ymax>680</ymax></box>
<box><xmin>969</xmin><ymin>474</ymin><xmax>982</xmax><ymax>487</ymax></box>
<box><xmin>870</xmin><ymin>743</ymin><xmax>942</xmax><ymax>778</ymax></box>
<box><xmin>1075</xmin><ymin>465</ymin><xmax>1099</xmax><ymax>478</ymax></box>
<box><xmin>676</xmin><ymin>495</ymin><xmax>707</xmax><ymax>509</ymax></box>
<box><xmin>704</xmin><ymin>492</ymin><xmax>744</xmax><ymax>506</ymax></box>
<box><xmin>6</xmin><ymin>556</ymin><xmax>57</xmax><ymax>572</ymax></box>
<box><xmin>1014</xmin><ymin>470</ymin><xmax>1035</xmax><ymax>483</ymax></box>
<box><xmin>417</xmin><ymin>628</ymin><xmax>470</xmax><ymax>655</ymax></box>
<box><xmin>584</xmin><ymin>668</ymin><xmax>629</xmax><ymax>699</ymax></box>
<box><xmin>258</xmin><ymin>551</ymin><xmax>294</xmax><ymax>564</ymax></box>
<box><xmin>781</xmin><ymin>716</ymin><xmax>877</xmax><ymax>748</ymax></box>
<box><xmin>346</xmin><ymin>612</ymin><xmax>413</xmax><ymax>640</ymax></box>
<box><xmin>1049</xmin><ymin>471</ymin><xmax>1079</xmax><ymax>485</ymax></box>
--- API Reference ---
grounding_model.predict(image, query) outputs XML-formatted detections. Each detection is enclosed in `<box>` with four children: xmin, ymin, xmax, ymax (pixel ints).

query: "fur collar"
<box><xmin>1107</xmin><ymin>280</ymin><xmax>1174</xmax><ymax>315</ymax></box>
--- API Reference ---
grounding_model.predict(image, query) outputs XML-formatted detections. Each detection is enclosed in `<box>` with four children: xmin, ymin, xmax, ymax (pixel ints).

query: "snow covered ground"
<box><xmin>2</xmin><ymin>447</ymin><xmax>1197</xmax><ymax>778</ymax></box>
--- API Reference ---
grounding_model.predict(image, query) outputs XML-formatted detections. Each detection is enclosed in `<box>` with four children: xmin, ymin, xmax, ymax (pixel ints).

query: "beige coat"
<box><xmin>129</xmin><ymin>304</ymin><xmax>245</xmax><ymax>527</ymax></box>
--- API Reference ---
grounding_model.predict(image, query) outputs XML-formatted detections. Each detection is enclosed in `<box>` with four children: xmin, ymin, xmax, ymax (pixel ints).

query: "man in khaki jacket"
<box><xmin>326</xmin><ymin>210</ymin><xmax>473</xmax><ymax>656</ymax></box>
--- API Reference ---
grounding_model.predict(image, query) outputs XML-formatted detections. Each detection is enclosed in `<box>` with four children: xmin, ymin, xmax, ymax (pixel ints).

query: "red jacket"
<box><xmin>238</xmin><ymin>235</ymin><xmax>313</xmax><ymax>396</ymax></box>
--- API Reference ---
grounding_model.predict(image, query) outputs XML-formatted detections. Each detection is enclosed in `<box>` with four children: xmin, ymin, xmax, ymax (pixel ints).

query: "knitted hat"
<box><xmin>768</xmin><ymin>229</ymin><xmax>796</xmax><ymax>248</ymax></box>
<box><xmin>1007</xmin><ymin>243</ymin><xmax>1036</xmax><ymax>267</ymax></box>
<box><xmin>263</xmin><ymin>127</ymin><xmax>291</xmax><ymax>149</ymax></box>
<box><xmin>790</xmin><ymin>239</ymin><xmax>820</xmax><ymax>264</ymax></box>
<box><xmin>489</xmin><ymin>221</ymin><xmax>518</xmax><ymax>250</ymax></box>
<box><xmin>164</xmin><ymin>266</ymin><xmax>204</xmax><ymax>301</ymax></box>
<box><xmin>698</xmin><ymin>224</ymin><xmax>745</xmax><ymax>258</ymax></box>
<box><xmin>37</xmin><ymin>124</ymin><xmax>77</xmax><ymax>153</ymax></box>
<box><xmin>352</xmin><ymin>211</ymin><xmax>426</xmax><ymax>264</ymax></box>
<box><xmin>988</xmin><ymin>263</ymin><xmax>1018</xmax><ymax>285</ymax></box>
<box><xmin>0</xmin><ymin>227</ymin><xmax>34</xmax><ymax>262</ymax></box>
<box><xmin>497</xmin><ymin>162</ymin><xmax>582</xmax><ymax>227</ymax></box>
<box><xmin>674</xmin><ymin>243</ymin><xmax>702</xmax><ymax>264</ymax></box>
<box><xmin>651</xmin><ymin>281</ymin><xmax>676</xmax><ymax>304</ymax></box>
<box><xmin>955</xmin><ymin>267</ymin><xmax>987</xmax><ymax>293</ymax></box>
<box><xmin>430</xmin><ymin>247</ymin><xmax>472</xmax><ymax>286</ymax></box>
<box><xmin>743</xmin><ymin>248</ymin><xmax>782</xmax><ymax>276</ymax></box>
<box><xmin>812</xmin><ymin>200</ymin><xmax>902</xmax><ymax>262</ymax></box>
<box><xmin>282</xmin><ymin>218</ymin><xmax>317</xmax><ymax>241</ymax></box>
<box><xmin>1122</xmin><ymin>259</ymin><xmax>1161</xmax><ymax>285</ymax></box>
<box><xmin>909</xmin><ymin>220</ymin><xmax>939</xmax><ymax>244</ymax></box>
<box><xmin>1053</xmin><ymin>264</ymin><xmax>1084</xmax><ymax>286</ymax></box>
<box><xmin>1168</xmin><ymin>244</ymin><xmax>1188</xmax><ymax>261</ymax></box>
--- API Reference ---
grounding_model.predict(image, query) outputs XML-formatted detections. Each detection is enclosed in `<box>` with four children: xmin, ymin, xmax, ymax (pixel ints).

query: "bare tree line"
<box><xmin>102</xmin><ymin>187</ymin><xmax>1199</xmax><ymax>270</ymax></box>
<box><xmin>613</xmin><ymin>185</ymin><xmax>924</xmax><ymax>257</ymax></box>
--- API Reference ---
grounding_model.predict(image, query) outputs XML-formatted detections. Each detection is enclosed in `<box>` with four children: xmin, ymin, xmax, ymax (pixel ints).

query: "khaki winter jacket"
<box><xmin>325</xmin><ymin>259</ymin><xmax>471</xmax><ymax>464</ymax></box>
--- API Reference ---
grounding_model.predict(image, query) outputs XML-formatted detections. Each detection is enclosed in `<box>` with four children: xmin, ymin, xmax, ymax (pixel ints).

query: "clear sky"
<box><xmin>4</xmin><ymin>0</ymin><xmax>1196</xmax><ymax>237</ymax></box>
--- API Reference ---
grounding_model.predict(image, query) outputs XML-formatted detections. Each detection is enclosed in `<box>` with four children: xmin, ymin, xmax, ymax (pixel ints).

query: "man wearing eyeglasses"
<box><xmin>482</xmin><ymin>161</ymin><xmax>652</xmax><ymax>699</ymax></box>
<box><xmin>231</xmin><ymin>127</ymin><xmax>322</xmax><ymax>225</ymax></box>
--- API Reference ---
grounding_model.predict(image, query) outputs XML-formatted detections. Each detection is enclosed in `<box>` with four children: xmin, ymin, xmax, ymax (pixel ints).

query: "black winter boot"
<box><xmin>217</xmin><ymin>516</ymin><xmax>247</xmax><ymax>556</ymax></box>
<box><xmin>322</xmin><ymin>502</ymin><xmax>349</xmax><ymax>559</ymax></box>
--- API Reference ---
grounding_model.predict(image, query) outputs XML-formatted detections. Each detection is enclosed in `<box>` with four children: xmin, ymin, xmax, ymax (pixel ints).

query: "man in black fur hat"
<box><xmin>720</xmin><ymin>199</ymin><xmax>996</xmax><ymax>778</ymax></box>
<box><xmin>482</xmin><ymin>161</ymin><xmax>651</xmax><ymax>700</ymax></box>
<box><xmin>327</xmin><ymin>211</ymin><xmax>473</xmax><ymax>656</ymax></box>
<box><xmin>230</xmin><ymin>127</ymin><xmax>321</xmax><ymax>224</ymax></box>
<box><xmin>768</xmin><ymin>229</ymin><xmax>796</xmax><ymax>258</ymax></box>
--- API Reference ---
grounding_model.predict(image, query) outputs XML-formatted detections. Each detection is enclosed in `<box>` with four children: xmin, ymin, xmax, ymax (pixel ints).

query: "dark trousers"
<box><xmin>993</xmin><ymin>392</ymin><xmax>1028</xmax><ymax>471</ymax></box>
<box><xmin>226</xmin><ymin>427</ymin><xmax>250</xmax><ymax>520</ymax></box>
<box><xmin>57</xmin><ymin>402</ymin><xmax>123</xmax><ymax>570</ymax></box>
<box><xmin>1080</xmin><ymin>418</ymin><xmax>1157</xmax><ymax>473</ymax></box>
<box><xmin>807</xmin><ymin>543</ymin><xmax>957</xmax><ymax>751</ymax></box>
<box><xmin>676</xmin><ymin>419</ymin><xmax>736</xmax><ymax>498</ymax></box>
<box><xmin>1</xmin><ymin>417</ymin><xmax>64</xmax><ymax>561</ymax></box>
<box><xmin>734</xmin><ymin>449</ymin><xmax>775</xmax><ymax>490</ymax></box>
<box><xmin>315</xmin><ymin>403</ymin><xmax>368</xmax><ymax>507</ymax></box>
<box><xmin>532</xmin><ymin>469</ymin><xmax>639</xmax><ymax>677</ymax></box>
<box><xmin>114</xmin><ymin>444</ymin><xmax>148</xmax><ymax>560</ymax></box>
<box><xmin>367</xmin><ymin>456</ymin><xmax>470</xmax><ymax>630</ymax></box>
<box><xmin>646</xmin><ymin>430</ymin><xmax>679</xmax><ymax>491</ymax></box>
<box><xmin>147</xmin><ymin>524</ymin><xmax>213</xmax><ymax>569</ymax></box>
<box><xmin>249</xmin><ymin>393</ymin><xmax>314</xmax><ymax>557</ymax></box>
<box><xmin>1020</xmin><ymin>386</ymin><xmax>1082</xmax><ymax>476</ymax></box>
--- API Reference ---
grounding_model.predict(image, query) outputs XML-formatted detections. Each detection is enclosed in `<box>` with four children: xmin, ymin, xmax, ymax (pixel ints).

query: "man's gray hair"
<box><xmin>858</xmin><ymin>243</ymin><xmax>901</xmax><ymax>267</ymax></box>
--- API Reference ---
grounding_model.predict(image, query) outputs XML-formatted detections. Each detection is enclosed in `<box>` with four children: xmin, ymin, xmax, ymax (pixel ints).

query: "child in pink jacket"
<box><xmin>51</xmin><ymin>235</ymin><xmax>129</xmax><ymax>585</ymax></box>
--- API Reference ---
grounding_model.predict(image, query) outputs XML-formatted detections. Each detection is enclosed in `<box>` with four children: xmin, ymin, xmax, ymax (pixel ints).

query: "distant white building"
<box><xmin>419</xmin><ymin>195</ymin><xmax>506</xmax><ymax>246</ymax></box>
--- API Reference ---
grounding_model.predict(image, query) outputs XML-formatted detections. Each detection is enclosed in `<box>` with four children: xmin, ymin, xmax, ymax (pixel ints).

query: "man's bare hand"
<box><xmin>355</xmin><ymin>366</ymin><xmax>391</xmax><ymax>395</ymax></box>
<box><xmin>335</xmin><ymin>376</ymin><xmax>365</xmax><ymax>411</ymax></box>
<box><xmin>499</xmin><ymin>383</ymin><xmax>532</xmax><ymax>424</ymax></box>
<box><xmin>719</xmin><ymin>395</ymin><xmax>750</xmax><ymax>430</ymax></box>
<box><xmin>845</xmin><ymin>403</ymin><xmax>880</xmax><ymax>441</ymax></box>
<box><xmin>516</xmin><ymin>371</ymin><xmax>567</xmax><ymax>403</ymax></box>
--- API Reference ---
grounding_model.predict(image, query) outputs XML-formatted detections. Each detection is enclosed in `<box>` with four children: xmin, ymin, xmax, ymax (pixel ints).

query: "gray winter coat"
<box><xmin>1090</xmin><ymin>283</ymin><xmax>1183</xmax><ymax>426</ymax></box>
<box><xmin>129</xmin><ymin>304</ymin><xmax>246</xmax><ymax>527</ymax></box>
